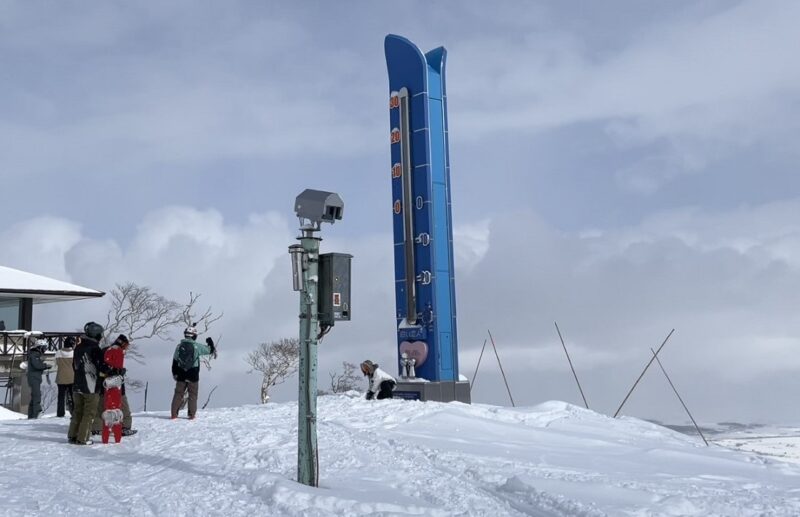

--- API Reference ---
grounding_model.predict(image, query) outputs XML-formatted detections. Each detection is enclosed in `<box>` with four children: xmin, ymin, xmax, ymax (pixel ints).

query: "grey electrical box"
<box><xmin>318</xmin><ymin>253</ymin><xmax>353</xmax><ymax>325</ymax></box>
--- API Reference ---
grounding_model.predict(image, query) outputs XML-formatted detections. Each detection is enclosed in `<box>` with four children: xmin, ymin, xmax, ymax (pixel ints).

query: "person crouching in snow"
<box><xmin>360</xmin><ymin>360</ymin><xmax>396</xmax><ymax>400</ymax></box>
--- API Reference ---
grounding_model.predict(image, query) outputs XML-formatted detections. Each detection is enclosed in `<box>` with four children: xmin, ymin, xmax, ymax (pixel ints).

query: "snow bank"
<box><xmin>0</xmin><ymin>397</ymin><xmax>798</xmax><ymax>515</ymax></box>
<box><xmin>0</xmin><ymin>406</ymin><xmax>25</xmax><ymax>421</ymax></box>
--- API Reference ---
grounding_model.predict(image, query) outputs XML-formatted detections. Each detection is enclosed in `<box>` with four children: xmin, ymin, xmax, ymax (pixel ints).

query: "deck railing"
<box><xmin>0</xmin><ymin>331</ymin><xmax>84</xmax><ymax>356</ymax></box>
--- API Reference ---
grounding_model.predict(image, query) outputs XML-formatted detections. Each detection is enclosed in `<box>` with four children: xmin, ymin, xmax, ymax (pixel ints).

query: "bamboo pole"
<box><xmin>651</xmin><ymin>348</ymin><xmax>708</xmax><ymax>446</ymax></box>
<box><xmin>555</xmin><ymin>322</ymin><xmax>589</xmax><ymax>409</ymax></box>
<box><xmin>613</xmin><ymin>329</ymin><xmax>675</xmax><ymax>418</ymax></box>
<box><xmin>469</xmin><ymin>339</ymin><xmax>488</xmax><ymax>395</ymax></box>
<box><xmin>487</xmin><ymin>330</ymin><xmax>515</xmax><ymax>407</ymax></box>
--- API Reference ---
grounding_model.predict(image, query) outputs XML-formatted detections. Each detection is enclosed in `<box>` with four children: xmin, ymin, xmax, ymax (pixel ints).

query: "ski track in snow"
<box><xmin>1</xmin><ymin>396</ymin><xmax>799</xmax><ymax>516</ymax></box>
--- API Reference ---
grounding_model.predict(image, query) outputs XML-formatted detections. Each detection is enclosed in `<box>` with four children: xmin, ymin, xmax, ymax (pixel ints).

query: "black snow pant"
<box><xmin>27</xmin><ymin>378</ymin><xmax>42</xmax><ymax>419</ymax></box>
<box><xmin>376</xmin><ymin>380</ymin><xmax>395</xmax><ymax>400</ymax></box>
<box><xmin>57</xmin><ymin>384</ymin><xmax>73</xmax><ymax>417</ymax></box>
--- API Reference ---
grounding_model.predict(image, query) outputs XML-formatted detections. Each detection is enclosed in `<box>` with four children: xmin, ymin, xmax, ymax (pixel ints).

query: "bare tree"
<box><xmin>245</xmin><ymin>338</ymin><xmax>300</xmax><ymax>403</ymax></box>
<box><xmin>179</xmin><ymin>292</ymin><xmax>223</xmax><ymax>370</ymax></box>
<box><xmin>202</xmin><ymin>385</ymin><xmax>219</xmax><ymax>409</ymax></box>
<box><xmin>328</xmin><ymin>361</ymin><xmax>363</xmax><ymax>394</ymax></box>
<box><xmin>103</xmin><ymin>283</ymin><xmax>184</xmax><ymax>363</ymax></box>
<box><xmin>103</xmin><ymin>283</ymin><xmax>224</xmax><ymax>393</ymax></box>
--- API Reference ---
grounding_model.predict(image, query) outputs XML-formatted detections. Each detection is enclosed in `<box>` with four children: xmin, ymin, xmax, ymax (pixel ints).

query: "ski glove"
<box><xmin>206</xmin><ymin>337</ymin><xmax>216</xmax><ymax>354</ymax></box>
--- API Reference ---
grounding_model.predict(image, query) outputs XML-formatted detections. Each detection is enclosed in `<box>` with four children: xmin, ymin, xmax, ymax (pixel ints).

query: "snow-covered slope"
<box><xmin>1</xmin><ymin>396</ymin><xmax>799</xmax><ymax>516</ymax></box>
<box><xmin>0</xmin><ymin>406</ymin><xmax>25</xmax><ymax>421</ymax></box>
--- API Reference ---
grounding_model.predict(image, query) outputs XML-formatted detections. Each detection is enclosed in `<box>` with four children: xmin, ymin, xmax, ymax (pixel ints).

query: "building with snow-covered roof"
<box><xmin>0</xmin><ymin>265</ymin><xmax>104</xmax><ymax>332</ymax></box>
<box><xmin>0</xmin><ymin>265</ymin><xmax>104</xmax><ymax>414</ymax></box>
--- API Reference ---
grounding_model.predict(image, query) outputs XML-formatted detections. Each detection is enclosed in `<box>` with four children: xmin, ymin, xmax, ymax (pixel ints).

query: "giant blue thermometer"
<box><xmin>385</xmin><ymin>35</ymin><xmax>460</xmax><ymax>385</ymax></box>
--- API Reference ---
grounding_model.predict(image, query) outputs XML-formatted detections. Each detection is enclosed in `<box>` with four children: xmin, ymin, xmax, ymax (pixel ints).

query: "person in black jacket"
<box><xmin>26</xmin><ymin>340</ymin><xmax>51</xmax><ymax>419</ymax></box>
<box><xmin>67</xmin><ymin>322</ymin><xmax>109</xmax><ymax>445</ymax></box>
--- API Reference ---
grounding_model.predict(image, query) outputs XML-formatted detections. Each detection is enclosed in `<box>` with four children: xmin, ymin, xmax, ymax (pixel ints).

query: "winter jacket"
<box><xmin>55</xmin><ymin>348</ymin><xmax>75</xmax><ymax>385</ymax></box>
<box><xmin>25</xmin><ymin>349</ymin><xmax>50</xmax><ymax>383</ymax></box>
<box><xmin>172</xmin><ymin>339</ymin><xmax>212</xmax><ymax>369</ymax></box>
<box><xmin>72</xmin><ymin>337</ymin><xmax>109</xmax><ymax>394</ymax></box>
<box><xmin>366</xmin><ymin>367</ymin><xmax>396</xmax><ymax>397</ymax></box>
<box><xmin>171</xmin><ymin>339</ymin><xmax>212</xmax><ymax>383</ymax></box>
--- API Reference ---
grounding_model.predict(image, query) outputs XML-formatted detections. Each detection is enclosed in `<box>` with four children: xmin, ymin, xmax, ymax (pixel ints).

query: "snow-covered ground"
<box><xmin>710</xmin><ymin>425</ymin><xmax>800</xmax><ymax>466</ymax></box>
<box><xmin>2</xmin><ymin>395</ymin><xmax>800</xmax><ymax>516</ymax></box>
<box><xmin>0</xmin><ymin>406</ymin><xmax>25</xmax><ymax>421</ymax></box>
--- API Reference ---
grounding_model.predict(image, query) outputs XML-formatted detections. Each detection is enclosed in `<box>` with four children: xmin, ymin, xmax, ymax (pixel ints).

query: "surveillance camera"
<box><xmin>294</xmin><ymin>189</ymin><xmax>344</xmax><ymax>225</ymax></box>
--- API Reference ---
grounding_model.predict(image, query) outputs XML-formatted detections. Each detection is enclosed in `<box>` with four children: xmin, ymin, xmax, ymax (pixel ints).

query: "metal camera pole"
<box><xmin>290</xmin><ymin>225</ymin><xmax>320</xmax><ymax>487</ymax></box>
<box><xmin>289</xmin><ymin>189</ymin><xmax>345</xmax><ymax>488</ymax></box>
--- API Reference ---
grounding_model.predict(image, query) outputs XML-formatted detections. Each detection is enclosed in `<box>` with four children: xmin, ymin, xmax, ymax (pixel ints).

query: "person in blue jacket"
<box><xmin>170</xmin><ymin>326</ymin><xmax>215</xmax><ymax>419</ymax></box>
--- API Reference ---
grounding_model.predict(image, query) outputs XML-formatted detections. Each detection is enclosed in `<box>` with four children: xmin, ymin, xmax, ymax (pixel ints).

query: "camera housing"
<box><xmin>294</xmin><ymin>189</ymin><xmax>344</xmax><ymax>227</ymax></box>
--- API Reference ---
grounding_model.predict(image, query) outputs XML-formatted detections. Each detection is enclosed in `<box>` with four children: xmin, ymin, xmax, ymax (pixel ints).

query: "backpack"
<box><xmin>175</xmin><ymin>340</ymin><xmax>196</xmax><ymax>371</ymax></box>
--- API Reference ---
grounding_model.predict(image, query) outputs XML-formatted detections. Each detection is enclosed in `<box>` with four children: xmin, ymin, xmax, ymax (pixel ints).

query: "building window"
<box><xmin>0</xmin><ymin>298</ymin><xmax>20</xmax><ymax>331</ymax></box>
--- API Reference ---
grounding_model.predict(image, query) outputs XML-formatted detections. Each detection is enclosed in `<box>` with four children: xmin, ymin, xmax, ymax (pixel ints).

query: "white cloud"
<box><xmin>585</xmin><ymin>199</ymin><xmax>800</xmax><ymax>269</ymax></box>
<box><xmin>453</xmin><ymin>219</ymin><xmax>491</xmax><ymax>272</ymax></box>
<box><xmin>447</xmin><ymin>0</ymin><xmax>800</xmax><ymax>192</ymax></box>
<box><xmin>0</xmin><ymin>217</ymin><xmax>83</xmax><ymax>281</ymax></box>
<box><xmin>454</xmin><ymin>1</ymin><xmax>800</xmax><ymax>138</ymax></box>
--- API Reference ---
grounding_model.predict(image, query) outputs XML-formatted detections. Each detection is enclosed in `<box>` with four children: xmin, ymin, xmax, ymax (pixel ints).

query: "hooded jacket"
<box><xmin>55</xmin><ymin>348</ymin><xmax>74</xmax><ymax>385</ymax></box>
<box><xmin>25</xmin><ymin>348</ymin><xmax>49</xmax><ymax>383</ymax></box>
<box><xmin>366</xmin><ymin>366</ymin><xmax>396</xmax><ymax>395</ymax></box>
<box><xmin>72</xmin><ymin>336</ymin><xmax>108</xmax><ymax>394</ymax></box>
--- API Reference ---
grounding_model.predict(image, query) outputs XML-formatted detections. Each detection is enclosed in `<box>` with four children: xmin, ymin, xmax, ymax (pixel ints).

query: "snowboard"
<box><xmin>101</xmin><ymin>345</ymin><xmax>125</xmax><ymax>444</ymax></box>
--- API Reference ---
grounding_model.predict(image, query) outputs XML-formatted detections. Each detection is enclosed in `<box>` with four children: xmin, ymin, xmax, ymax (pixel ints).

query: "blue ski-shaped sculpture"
<box><xmin>385</xmin><ymin>34</ymin><xmax>469</xmax><ymax>402</ymax></box>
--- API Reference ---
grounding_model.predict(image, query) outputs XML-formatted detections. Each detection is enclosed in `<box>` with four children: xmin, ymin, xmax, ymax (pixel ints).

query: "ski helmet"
<box><xmin>184</xmin><ymin>326</ymin><xmax>198</xmax><ymax>339</ymax></box>
<box><xmin>83</xmin><ymin>321</ymin><xmax>104</xmax><ymax>340</ymax></box>
<box><xmin>31</xmin><ymin>339</ymin><xmax>48</xmax><ymax>350</ymax></box>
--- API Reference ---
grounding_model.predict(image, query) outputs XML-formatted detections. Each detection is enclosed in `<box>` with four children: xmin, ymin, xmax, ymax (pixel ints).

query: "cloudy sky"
<box><xmin>2</xmin><ymin>0</ymin><xmax>799</xmax><ymax>424</ymax></box>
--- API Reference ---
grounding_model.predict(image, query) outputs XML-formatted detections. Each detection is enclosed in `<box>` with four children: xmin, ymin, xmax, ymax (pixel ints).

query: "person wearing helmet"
<box><xmin>68</xmin><ymin>321</ymin><xmax>110</xmax><ymax>445</ymax></box>
<box><xmin>360</xmin><ymin>360</ymin><xmax>396</xmax><ymax>400</ymax></box>
<box><xmin>170</xmin><ymin>326</ymin><xmax>215</xmax><ymax>420</ymax></box>
<box><xmin>26</xmin><ymin>339</ymin><xmax>52</xmax><ymax>419</ymax></box>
